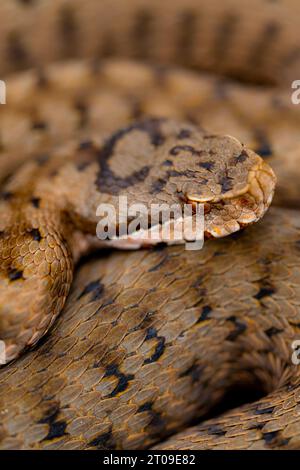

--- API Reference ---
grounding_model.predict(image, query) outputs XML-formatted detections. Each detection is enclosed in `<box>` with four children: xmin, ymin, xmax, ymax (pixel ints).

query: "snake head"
<box><xmin>144</xmin><ymin>120</ymin><xmax>277</xmax><ymax>238</ymax></box>
<box><xmin>65</xmin><ymin>118</ymin><xmax>276</xmax><ymax>244</ymax></box>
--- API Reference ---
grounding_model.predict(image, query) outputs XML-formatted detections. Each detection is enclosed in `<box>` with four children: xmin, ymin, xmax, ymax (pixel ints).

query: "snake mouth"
<box><xmin>185</xmin><ymin>159</ymin><xmax>277</xmax><ymax>238</ymax></box>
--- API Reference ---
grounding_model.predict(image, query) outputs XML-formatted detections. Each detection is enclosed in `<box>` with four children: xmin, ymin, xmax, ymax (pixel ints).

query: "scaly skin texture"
<box><xmin>1</xmin><ymin>209</ymin><xmax>300</xmax><ymax>450</ymax></box>
<box><xmin>0</xmin><ymin>0</ymin><xmax>299</xmax><ymax>450</ymax></box>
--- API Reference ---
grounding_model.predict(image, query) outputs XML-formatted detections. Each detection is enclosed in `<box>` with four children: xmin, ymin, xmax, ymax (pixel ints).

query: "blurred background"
<box><xmin>0</xmin><ymin>0</ymin><xmax>299</xmax><ymax>85</ymax></box>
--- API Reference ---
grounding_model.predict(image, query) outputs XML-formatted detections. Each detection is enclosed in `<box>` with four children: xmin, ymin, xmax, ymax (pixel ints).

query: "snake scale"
<box><xmin>0</xmin><ymin>0</ymin><xmax>300</xmax><ymax>450</ymax></box>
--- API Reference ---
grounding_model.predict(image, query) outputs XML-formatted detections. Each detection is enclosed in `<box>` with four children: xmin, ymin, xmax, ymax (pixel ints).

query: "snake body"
<box><xmin>0</xmin><ymin>0</ymin><xmax>300</xmax><ymax>450</ymax></box>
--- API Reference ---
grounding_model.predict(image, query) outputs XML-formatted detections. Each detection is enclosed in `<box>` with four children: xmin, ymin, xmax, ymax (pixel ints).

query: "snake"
<box><xmin>0</xmin><ymin>0</ymin><xmax>300</xmax><ymax>451</ymax></box>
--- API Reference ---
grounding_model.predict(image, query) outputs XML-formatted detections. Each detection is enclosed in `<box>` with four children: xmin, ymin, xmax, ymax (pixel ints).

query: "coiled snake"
<box><xmin>0</xmin><ymin>0</ymin><xmax>300</xmax><ymax>450</ymax></box>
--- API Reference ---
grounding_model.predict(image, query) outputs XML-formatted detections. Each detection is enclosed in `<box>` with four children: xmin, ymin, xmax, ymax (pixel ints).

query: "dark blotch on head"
<box><xmin>219</xmin><ymin>175</ymin><xmax>234</xmax><ymax>193</ymax></box>
<box><xmin>203</xmin><ymin>134</ymin><xmax>218</xmax><ymax>140</ymax></box>
<box><xmin>96</xmin><ymin>119</ymin><xmax>164</xmax><ymax>195</ymax></box>
<box><xmin>177</xmin><ymin>129</ymin><xmax>192</xmax><ymax>139</ymax></box>
<box><xmin>170</xmin><ymin>145</ymin><xmax>201</xmax><ymax>157</ymax></box>
<box><xmin>234</xmin><ymin>150</ymin><xmax>248</xmax><ymax>164</ymax></box>
<box><xmin>150</xmin><ymin>178</ymin><xmax>167</xmax><ymax>194</ymax></box>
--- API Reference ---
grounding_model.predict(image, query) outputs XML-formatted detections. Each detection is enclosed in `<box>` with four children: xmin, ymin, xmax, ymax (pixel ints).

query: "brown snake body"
<box><xmin>0</xmin><ymin>0</ymin><xmax>300</xmax><ymax>450</ymax></box>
